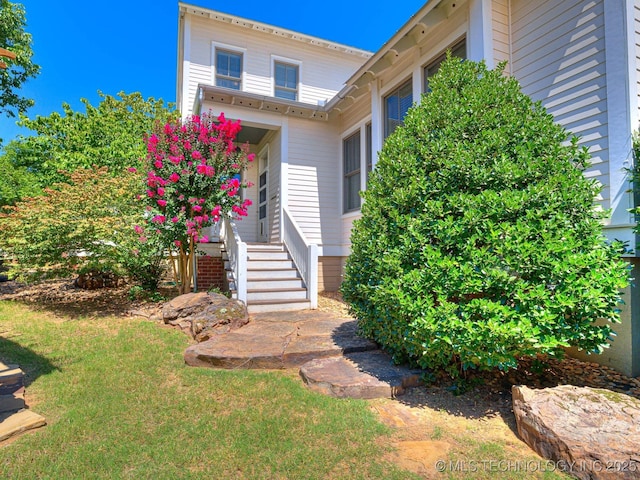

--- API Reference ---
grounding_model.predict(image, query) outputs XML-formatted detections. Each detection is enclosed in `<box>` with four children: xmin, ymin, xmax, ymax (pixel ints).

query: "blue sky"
<box><xmin>0</xmin><ymin>0</ymin><xmax>427</xmax><ymax>146</ymax></box>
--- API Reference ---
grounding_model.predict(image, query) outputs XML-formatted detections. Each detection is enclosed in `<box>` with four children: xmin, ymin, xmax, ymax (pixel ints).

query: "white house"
<box><xmin>177</xmin><ymin>0</ymin><xmax>640</xmax><ymax>377</ymax></box>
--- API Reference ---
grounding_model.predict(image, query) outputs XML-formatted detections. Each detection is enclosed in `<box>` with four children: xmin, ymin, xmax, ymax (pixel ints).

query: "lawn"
<box><xmin>0</xmin><ymin>301</ymin><xmax>414</xmax><ymax>479</ymax></box>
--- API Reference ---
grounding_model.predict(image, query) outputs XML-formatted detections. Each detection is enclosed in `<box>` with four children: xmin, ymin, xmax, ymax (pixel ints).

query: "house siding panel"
<box><xmin>635</xmin><ymin>3</ymin><xmax>640</xmax><ymax>118</ymax></box>
<box><xmin>511</xmin><ymin>0</ymin><xmax>609</xmax><ymax>210</ymax></box>
<box><xmin>339</xmin><ymin>96</ymin><xmax>371</xmax><ymax>133</ymax></box>
<box><xmin>492</xmin><ymin>0</ymin><xmax>511</xmax><ymax>73</ymax></box>
<box><xmin>318</xmin><ymin>256</ymin><xmax>344</xmax><ymax>292</ymax></box>
<box><xmin>287</xmin><ymin>118</ymin><xmax>340</xmax><ymax>246</ymax></box>
<box><xmin>183</xmin><ymin>16</ymin><xmax>367</xmax><ymax>117</ymax></box>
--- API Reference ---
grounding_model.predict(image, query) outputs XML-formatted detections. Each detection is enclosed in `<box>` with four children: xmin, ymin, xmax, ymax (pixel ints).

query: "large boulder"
<box><xmin>512</xmin><ymin>385</ymin><xmax>640</xmax><ymax>480</ymax></box>
<box><xmin>162</xmin><ymin>292</ymin><xmax>249</xmax><ymax>341</ymax></box>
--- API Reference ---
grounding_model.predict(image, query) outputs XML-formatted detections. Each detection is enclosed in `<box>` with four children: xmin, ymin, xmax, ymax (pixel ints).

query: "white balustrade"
<box><xmin>220</xmin><ymin>217</ymin><xmax>247</xmax><ymax>304</ymax></box>
<box><xmin>283</xmin><ymin>206</ymin><xmax>318</xmax><ymax>309</ymax></box>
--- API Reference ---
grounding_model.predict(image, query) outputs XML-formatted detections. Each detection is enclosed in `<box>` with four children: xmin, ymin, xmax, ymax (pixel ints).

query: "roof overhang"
<box><xmin>196</xmin><ymin>84</ymin><xmax>330</xmax><ymax>121</ymax></box>
<box><xmin>327</xmin><ymin>0</ymin><xmax>467</xmax><ymax>113</ymax></box>
<box><xmin>178</xmin><ymin>2</ymin><xmax>372</xmax><ymax>59</ymax></box>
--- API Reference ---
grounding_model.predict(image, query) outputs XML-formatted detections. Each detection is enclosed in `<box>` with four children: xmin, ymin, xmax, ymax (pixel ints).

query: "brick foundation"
<box><xmin>196</xmin><ymin>255</ymin><xmax>225</xmax><ymax>291</ymax></box>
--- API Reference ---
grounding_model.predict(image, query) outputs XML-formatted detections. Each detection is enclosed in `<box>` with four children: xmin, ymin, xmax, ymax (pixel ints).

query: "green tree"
<box><xmin>0</xmin><ymin>91</ymin><xmax>176</xmax><ymax>205</ymax></box>
<box><xmin>342</xmin><ymin>58</ymin><xmax>630</xmax><ymax>377</ymax></box>
<box><xmin>0</xmin><ymin>0</ymin><xmax>40</xmax><ymax>120</ymax></box>
<box><xmin>0</xmin><ymin>166</ymin><xmax>165</xmax><ymax>289</ymax></box>
<box><xmin>0</xmin><ymin>140</ymin><xmax>40</xmax><ymax>206</ymax></box>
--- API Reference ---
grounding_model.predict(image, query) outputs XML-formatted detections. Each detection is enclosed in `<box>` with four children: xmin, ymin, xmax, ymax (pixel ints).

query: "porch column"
<box><xmin>279</xmin><ymin>116</ymin><xmax>289</xmax><ymax>243</ymax></box>
<box><xmin>467</xmin><ymin>0</ymin><xmax>494</xmax><ymax>67</ymax></box>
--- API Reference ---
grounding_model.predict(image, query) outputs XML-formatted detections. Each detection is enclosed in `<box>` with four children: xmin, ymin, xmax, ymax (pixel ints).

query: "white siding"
<box><xmin>268</xmin><ymin>130</ymin><xmax>281</xmax><ymax>243</ymax></box>
<box><xmin>511</xmin><ymin>0</ymin><xmax>609</xmax><ymax>208</ymax></box>
<box><xmin>183</xmin><ymin>15</ymin><xmax>367</xmax><ymax>117</ymax></box>
<box><xmin>287</xmin><ymin>118</ymin><xmax>341</xmax><ymax>246</ymax></box>
<box><xmin>339</xmin><ymin>96</ymin><xmax>370</xmax><ymax>132</ymax></box>
<box><xmin>636</xmin><ymin>2</ymin><xmax>640</xmax><ymax>119</ymax></box>
<box><xmin>341</xmin><ymin>213</ymin><xmax>360</xmax><ymax>248</ymax></box>
<box><xmin>492</xmin><ymin>0</ymin><xmax>511</xmax><ymax>73</ymax></box>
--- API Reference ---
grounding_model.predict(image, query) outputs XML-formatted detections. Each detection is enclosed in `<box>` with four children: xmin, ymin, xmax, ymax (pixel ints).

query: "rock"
<box><xmin>299</xmin><ymin>351</ymin><xmax>423</xmax><ymax>399</ymax></box>
<box><xmin>162</xmin><ymin>292</ymin><xmax>249</xmax><ymax>341</ymax></box>
<box><xmin>512</xmin><ymin>385</ymin><xmax>640</xmax><ymax>480</ymax></box>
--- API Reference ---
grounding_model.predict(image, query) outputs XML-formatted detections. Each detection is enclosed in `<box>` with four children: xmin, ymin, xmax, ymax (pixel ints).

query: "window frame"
<box><xmin>212</xmin><ymin>42</ymin><xmax>245</xmax><ymax>91</ymax></box>
<box><xmin>365</xmin><ymin>122</ymin><xmax>373</xmax><ymax>184</ymax></box>
<box><xmin>271</xmin><ymin>55</ymin><xmax>301</xmax><ymax>101</ymax></box>
<box><xmin>342</xmin><ymin>130</ymin><xmax>362</xmax><ymax>213</ymax></box>
<box><xmin>383</xmin><ymin>78</ymin><xmax>413</xmax><ymax>139</ymax></box>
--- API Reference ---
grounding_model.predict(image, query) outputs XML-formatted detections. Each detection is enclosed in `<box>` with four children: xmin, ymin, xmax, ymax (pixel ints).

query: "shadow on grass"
<box><xmin>0</xmin><ymin>335</ymin><xmax>60</xmax><ymax>387</ymax></box>
<box><xmin>329</xmin><ymin>320</ymin><xmax>518</xmax><ymax>434</ymax></box>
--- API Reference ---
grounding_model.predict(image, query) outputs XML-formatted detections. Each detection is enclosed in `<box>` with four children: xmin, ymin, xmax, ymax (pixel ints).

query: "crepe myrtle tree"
<box><xmin>342</xmin><ymin>57</ymin><xmax>630</xmax><ymax>378</ymax></box>
<box><xmin>135</xmin><ymin>112</ymin><xmax>254</xmax><ymax>294</ymax></box>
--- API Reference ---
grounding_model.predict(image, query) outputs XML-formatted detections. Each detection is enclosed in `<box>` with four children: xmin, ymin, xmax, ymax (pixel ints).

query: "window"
<box><xmin>215</xmin><ymin>49</ymin><xmax>242</xmax><ymax>90</ymax></box>
<box><xmin>343</xmin><ymin>132</ymin><xmax>361</xmax><ymax>212</ymax></box>
<box><xmin>424</xmin><ymin>39</ymin><xmax>466</xmax><ymax>92</ymax></box>
<box><xmin>274</xmin><ymin>62</ymin><xmax>298</xmax><ymax>101</ymax></box>
<box><xmin>384</xmin><ymin>79</ymin><xmax>413</xmax><ymax>138</ymax></box>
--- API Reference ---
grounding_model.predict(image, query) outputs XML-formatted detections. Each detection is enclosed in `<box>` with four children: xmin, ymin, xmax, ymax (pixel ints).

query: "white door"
<box><xmin>257</xmin><ymin>148</ymin><xmax>269</xmax><ymax>243</ymax></box>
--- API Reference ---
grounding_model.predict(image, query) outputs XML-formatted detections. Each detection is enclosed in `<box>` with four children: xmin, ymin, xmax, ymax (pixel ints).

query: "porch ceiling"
<box><xmin>237</xmin><ymin>125</ymin><xmax>270</xmax><ymax>145</ymax></box>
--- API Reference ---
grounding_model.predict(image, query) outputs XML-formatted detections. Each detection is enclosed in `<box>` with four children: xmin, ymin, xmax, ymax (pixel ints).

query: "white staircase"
<box><xmin>225</xmin><ymin>243</ymin><xmax>311</xmax><ymax>313</ymax></box>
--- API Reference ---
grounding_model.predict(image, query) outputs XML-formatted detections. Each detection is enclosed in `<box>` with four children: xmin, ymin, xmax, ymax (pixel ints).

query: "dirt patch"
<box><xmin>0</xmin><ymin>279</ymin><xmax>174</xmax><ymax>319</ymax></box>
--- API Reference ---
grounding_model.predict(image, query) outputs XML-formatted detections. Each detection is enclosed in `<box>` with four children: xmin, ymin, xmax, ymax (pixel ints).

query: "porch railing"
<box><xmin>283</xmin><ymin>206</ymin><xmax>318</xmax><ymax>309</ymax></box>
<box><xmin>220</xmin><ymin>217</ymin><xmax>247</xmax><ymax>304</ymax></box>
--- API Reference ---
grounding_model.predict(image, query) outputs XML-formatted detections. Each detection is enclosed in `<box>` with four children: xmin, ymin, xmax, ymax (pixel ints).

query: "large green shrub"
<box><xmin>0</xmin><ymin>167</ymin><xmax>165</xmax><ymax>289</ymax></box>
<box><xmin>342</xmin><ymin>58</ymin><xmax>630</xmax><ymax>377</ymax></box>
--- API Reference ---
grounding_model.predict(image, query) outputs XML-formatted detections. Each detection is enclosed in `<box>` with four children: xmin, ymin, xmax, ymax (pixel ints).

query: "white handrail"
<box><xmin>220</xmin><ymin>217</ymin><xmax>247</xmax><ymax>304</ymax></box>
<box><xmin>283</xmin><ymin>206</ymin><xmax>318</xmax><ymax>309</ymax></box>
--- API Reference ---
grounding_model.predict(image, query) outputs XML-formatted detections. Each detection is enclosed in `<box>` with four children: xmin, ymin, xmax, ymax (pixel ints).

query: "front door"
<box><xmin>257</xmin><ymin>147</ymin><xmax>269</xmax><ymax>243</ymax></box>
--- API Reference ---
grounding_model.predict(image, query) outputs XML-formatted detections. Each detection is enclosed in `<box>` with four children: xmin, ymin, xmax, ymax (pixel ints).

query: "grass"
<box><xmin>0</xmin><ymin>301</ymin><xmax>415</xmax><ymax>480</ymax></box>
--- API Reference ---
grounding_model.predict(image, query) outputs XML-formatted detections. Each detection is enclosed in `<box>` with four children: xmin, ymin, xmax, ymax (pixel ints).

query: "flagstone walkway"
<box><xmin>184</xmin><ymin>310</ymin><xmax>424</xmax><ymax>399</ymax></box>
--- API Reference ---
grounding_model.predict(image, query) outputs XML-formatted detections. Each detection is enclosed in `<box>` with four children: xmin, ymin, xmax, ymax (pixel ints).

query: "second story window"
<box><xmin>274</xmin><ymin>62</ymin><xmax>298</xmax><ymax>101</ymax></box>
<box><xmin>216</xmin><ymin>49</ymin><xmax>242</xmax><ymax>90</ymax></box>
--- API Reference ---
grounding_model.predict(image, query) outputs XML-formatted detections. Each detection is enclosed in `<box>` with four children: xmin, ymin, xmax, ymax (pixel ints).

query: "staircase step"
<box><xmin>0</xmin><ymin>409</ymin><xmax>46</xmax><ymax>443</ymax></box>
<box><xmin>247</xmin><ymin>288</ymin><xmax>308</xmax><ymax>301</ymax></box>
<box><xmin>247</xmin><ymin>299</ymin><xmax>311</xmax><ymax>314</ymax></box>
<box><xmin>247</xmin><ymin>259</ymin><xmax>295</xmax><ymax>269</ymax></box>
<box><xmin>247</xmin><ymin>251</ymin><xmax>291</xmax><ymax>261</ymax></box>
<box><xmin>246</xmin><ymin>268</ymin><xmax>300</xmax><ymax>279</ymax></box>
<box><xmin>247</xmin><ymin>277</ymin><xmax>305</xmax><ymax>289</ymax></box>
<box><xmin>245</xmin><ymin>243</ymin><xmax>284</xmax><ymax>251</ymax></box>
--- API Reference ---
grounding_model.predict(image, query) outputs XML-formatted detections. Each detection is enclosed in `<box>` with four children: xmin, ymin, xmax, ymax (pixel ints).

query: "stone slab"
<box><xmin>299</xmin><ymin>351</ymin><xmax>423</xmax><ymax>399</ymax></box>
<box><xmin>184</xmin><ymin>322</ymin><xmax>298</xmax><ymax>369</ymax></box>
<box><xmin>0</xmin><ymin>410</ymin><xmax>46</xmax><ymax>442</ymax></box>
<box><xmin>512</xmin><ymin>385</ymin><xmax>640</xmax><ymax>480</ymax></box>
<box><xmin>294</xmin><ymin>318</ymin><xmax>358</xmax><ymax>337</ymax></box>
<box><xmin>283</xmin><ymin>332</ymin><xmax>378</xmax><ymax>368</ymax></box>
<box><xmin>0</xmin><ymin>389</ymin><xmax>25</xmax><ymax>414</ymax></box>
<box><xmin>0</xmin><ymin>367</ymin><xmax>24</xmax><ymax>395</ymax></box>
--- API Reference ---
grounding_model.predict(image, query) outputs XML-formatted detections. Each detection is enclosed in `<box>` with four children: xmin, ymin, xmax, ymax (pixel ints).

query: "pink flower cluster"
<box><xmin>132</xmin><ymin>112</ymin><xmax>254</xmax><ymax>248</ymax></box>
